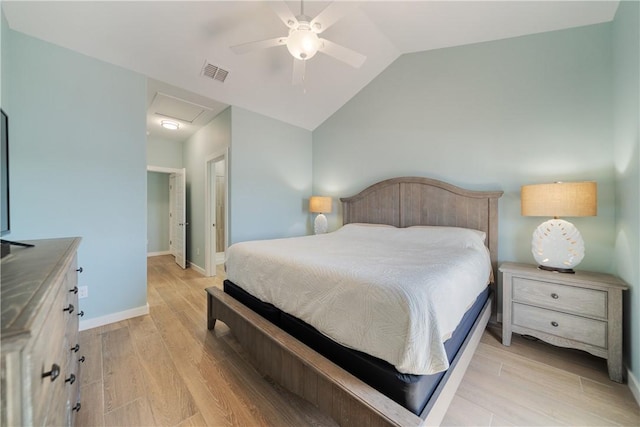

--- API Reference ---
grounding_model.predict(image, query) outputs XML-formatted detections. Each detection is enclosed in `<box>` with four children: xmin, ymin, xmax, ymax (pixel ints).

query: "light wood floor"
<box><xmin>77</xmin><ymin>255</ymin><xmax>639</xmax><ymax>426</ymax></box>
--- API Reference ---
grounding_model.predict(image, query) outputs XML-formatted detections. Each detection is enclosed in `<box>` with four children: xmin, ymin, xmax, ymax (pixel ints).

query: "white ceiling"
<box><xmin>3</xmin><ymin>1</ymin><xmax>619</xmax><ymax>138</ymax></box>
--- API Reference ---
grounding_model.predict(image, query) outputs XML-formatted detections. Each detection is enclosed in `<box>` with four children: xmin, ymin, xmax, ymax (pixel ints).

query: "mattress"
<box><xmin>225</xmin><ymin>223</ymin><xmax>492</xmax><ymax>375</ymax></box>
<box><xmin>224</xmin><ymin>279</ymin><xmax>490</xmax><ymax>415</ymax></box>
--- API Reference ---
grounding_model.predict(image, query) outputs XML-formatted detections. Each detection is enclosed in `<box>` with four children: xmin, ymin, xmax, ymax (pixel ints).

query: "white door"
<box><xmin>169</xmin><ymin>174</ymin><xmax>176</xmax><ymax>257</ymax></box>
<box><xmin>172</xmin><ymin>168</ymin><xmax>187</xmax><ymax>269</ymax></box>
<box><xmin>209</xmin><ymin>160</ymin><xmax>217</xmax><ymax>268</ymax></box>
<box><xmin>205</xmin><ymin>152</ymin><xmax>227</xmax><ymax>277</ymax></box>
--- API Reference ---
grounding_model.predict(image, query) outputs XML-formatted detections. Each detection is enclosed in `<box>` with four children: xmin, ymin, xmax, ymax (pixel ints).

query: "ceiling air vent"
<box><xmin>201</xmin><ymin>61</ymin><xmax>229</xmax><ymax>83</ymax></box>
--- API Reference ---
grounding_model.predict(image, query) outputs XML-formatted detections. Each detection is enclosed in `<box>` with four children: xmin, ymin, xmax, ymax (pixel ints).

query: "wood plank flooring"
<box><xmin>77</xmin><ymin>255</ymin><xmax>639</xmax><ymax>426</ymax></box>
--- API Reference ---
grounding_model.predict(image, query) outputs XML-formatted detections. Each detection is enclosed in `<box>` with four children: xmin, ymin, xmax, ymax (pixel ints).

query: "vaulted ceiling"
<box><xmin>3</xmin><ymin>1</ymin><xmax>619</xmax><ymax>139</ymax></box>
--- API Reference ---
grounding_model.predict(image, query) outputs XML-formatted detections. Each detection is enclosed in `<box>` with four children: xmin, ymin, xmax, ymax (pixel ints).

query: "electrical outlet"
<box><xmin>196</xmin><ymin>248</ymin><xmax>200</xmax><ymax>256</ymax></box>
<box><xmin>78</xmin><ymin>286</ymin><xmax>88</xmax><ymax>299</ymax></box>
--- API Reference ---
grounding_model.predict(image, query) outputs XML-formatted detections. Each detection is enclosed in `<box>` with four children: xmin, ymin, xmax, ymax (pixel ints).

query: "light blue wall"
<box><xmin>1</xmin><ymin>11</ymin><xmax>6</xmax><ymax>107</ymax></box>
<box><xmin>613</xmin><ymin>0</ymin><xmax>640</xmax><ymax>389</ymax></box>
<box><xmin>147</xmin><ymin>135</ymin><xmax>183</xmax><ymax>169</ymax></box>
<box><xmin>183</xmin><ymin>107</ymin><xmax>231</xmax><ymax>270</ymax></box>
<box><xmin>313</xmin><ymin>23</ymin><xmax>615</xmax><ymax>275</ymax></box>
<box><xmin>3</xmin><ymin>28</ymin><xmax>148</xmax><ymax>320</ymax></box>
<box><xmin>147</xmin><ymin>171</ymin><xmax>170</xmax><ymax>253</ymax></box>
<box><xmin>229</xmin><ymin>106</ymin><xmax>312</xmax><ymax>244</ymax></box>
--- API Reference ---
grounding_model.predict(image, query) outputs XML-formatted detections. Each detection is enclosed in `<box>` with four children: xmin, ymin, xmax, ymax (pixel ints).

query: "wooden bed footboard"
<box><xmin>206</xmin><ymin>286</ymin><xmax>493</xmax><ymax>427</ymax></box>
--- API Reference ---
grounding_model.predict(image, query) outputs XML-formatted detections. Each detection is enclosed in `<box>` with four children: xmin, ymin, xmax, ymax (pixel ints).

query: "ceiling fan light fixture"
<box><xmin>161</xmin><ymin>120</ymin><xmax>180</xmax><ymax>130</ymax></box>
<box><xmin>286</xmin><ymin>25</ymin><xmax>320</xmax><ymax>60</ymax></box>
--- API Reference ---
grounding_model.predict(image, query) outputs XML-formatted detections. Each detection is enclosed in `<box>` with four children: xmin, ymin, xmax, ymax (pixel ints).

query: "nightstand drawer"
<box><xmin>513</xmin><ymin>277</ymin><xmax>606</xmax><ymax>318</ymax></box>
<box><xmin>512</xmin><ymin>303</ymin><xmax>607</xmax><ymax>348</ymax></box>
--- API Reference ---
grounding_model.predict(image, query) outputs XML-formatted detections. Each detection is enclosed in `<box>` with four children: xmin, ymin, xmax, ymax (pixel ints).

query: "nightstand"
<box><xmin>500</xmin><ymin>262</ymin><xmax>628</xmax><ymax>382</ymax></box>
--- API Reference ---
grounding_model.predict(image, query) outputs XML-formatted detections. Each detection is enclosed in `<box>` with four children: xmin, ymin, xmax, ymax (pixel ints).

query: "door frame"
<box><xmin>147</xmin><ymin>165</ymin><xmax>186</xmax><ymax>267</ymax></box>
<box><xmin>204</xmin><ymin>149</ymin><xmax>229</xmax><ymax>277</ymax></box>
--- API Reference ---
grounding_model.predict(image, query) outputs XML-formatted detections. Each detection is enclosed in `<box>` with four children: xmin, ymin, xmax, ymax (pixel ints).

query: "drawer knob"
<box><xmin>70</xmin><ymin>286</ymin><xmax>78</xmax><ymax>294</ymax></box>
<box><xmin>71</xmin><ymin>344</ymin><xmax>80</xmax><ymax>353</ymax></box>
<box><xmin>551</xmin><ymin>321</ymin><xmax>559</xmax><ymax>327</ymax></box>
<box><xmin>72</xmin><ymin>402</ymin><xmax>81</xmax><ymax>412</ymax></box>
<box><xmin>76</xmin><ymin>267</ymin><xmax>83</xmax><ymax>273</ymax></box>
<box><xmin>78</xmin><ymin>310</ymin><xmax>85</xmax><ymax>317</ymax></box>
<box><xmin>63</xmin><ymin>304</ymin><xmax>75</xmax><ymax>314</ymax></box>
<box><xmin>551</xmin><ymin>293</ymin><xmax>559</xmax><ymax>299</ymax></box>
<box><xmin>79</xmin><ymin>356</ymin><xmax>86</xmax><ymax>363</ymax></box>
<box><xmin>42</xmin><ymin>364</ymin><xmax>61</xmax><ymax>381</ymax></box>
<box><xmin>65</xmin><ymin>373</ymin><xmax>76</xmax><ymax>385</ymax></box>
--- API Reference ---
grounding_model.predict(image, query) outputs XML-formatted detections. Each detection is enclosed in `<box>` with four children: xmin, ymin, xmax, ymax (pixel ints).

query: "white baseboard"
<box><xmin>190</xmin><ymin>262</ymin><xmax>205</xmax><ymax>275</ymax></box>
<box><xmin>628</xmin><ymin>367</ymin><xmax>640</xmax><ymax>407</ymax></box>
<box><xmin>79</xmin><ymin>304</ymin><xmax>149</xmax><ymax>331</ymax></box>
<box><xmin>147</xmin><ymin>250</ymin><xmax>172</xmax><ymax>257</ymax></box>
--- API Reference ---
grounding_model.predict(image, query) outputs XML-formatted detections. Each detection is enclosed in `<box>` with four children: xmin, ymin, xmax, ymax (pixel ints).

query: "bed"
<box><xmin>206</xmin><ymin>176</ymin><xmax>503</xmax><ymax>426</ymax></box>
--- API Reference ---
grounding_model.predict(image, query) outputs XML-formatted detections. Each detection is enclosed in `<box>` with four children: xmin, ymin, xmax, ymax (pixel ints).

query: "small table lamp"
<box><xmin>521</xmin><ymin>181</ymin><xmax>597</xmax><ymax>273</ymax></box>
<box><xmin>309</xmin><ymin>196</ymin><xmax>332</xmax><ymax>234</ymax></box>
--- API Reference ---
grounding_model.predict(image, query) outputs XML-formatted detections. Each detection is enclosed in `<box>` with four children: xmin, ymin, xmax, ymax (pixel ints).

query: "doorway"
<box><xmin>205</xmin><ymin>150</ymin><xmax>228</xmax><ymax>277</ymax></box>
<box><xmin>147</xmin><ymin>166</ymin><xmax>187</xmax><ymax>269</ymax></box>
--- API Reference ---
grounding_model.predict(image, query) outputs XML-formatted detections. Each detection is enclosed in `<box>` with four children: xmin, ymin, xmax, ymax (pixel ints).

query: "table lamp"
<box><xmin>309</xmin><ymin>196</ymin><xmax>332</xmax><ymax>234</ymax></box>
<box><xmin>521</xmin><ymin>181</ymin><xmax>597</xmax><ymax>273</ymax></box>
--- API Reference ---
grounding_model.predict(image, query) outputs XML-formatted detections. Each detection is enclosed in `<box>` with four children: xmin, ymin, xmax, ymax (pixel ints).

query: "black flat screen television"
<box><xmin>1</xmin><ymin>108</ymin><xmax>9</xmax><ymax>237</ymax></box>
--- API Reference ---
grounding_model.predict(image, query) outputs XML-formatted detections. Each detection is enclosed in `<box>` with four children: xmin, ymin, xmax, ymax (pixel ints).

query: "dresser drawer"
<box><xmin>26</xmin><ymin>288</ymin><xmax>67</xmax><ymax>426</ymax></box>
<box><xmin>512</xmin><ymin>277</ymin><xmax>606</xmax><ymax>318</ymax></box>
<box><xmin>512</xmin><ymin>303</ymin><xmax>607</xmax><ymax>348</ymax></box>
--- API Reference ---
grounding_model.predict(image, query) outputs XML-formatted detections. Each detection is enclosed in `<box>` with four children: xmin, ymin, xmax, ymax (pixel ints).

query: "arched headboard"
<box><xmin>340</xmin><ymin>176</ymin><xmax>503</xmax><ymax>278</ymax></box>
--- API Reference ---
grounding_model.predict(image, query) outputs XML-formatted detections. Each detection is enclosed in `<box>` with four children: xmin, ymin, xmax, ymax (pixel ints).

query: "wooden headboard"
<box><xmin>340</xmin><ymin>176</ymin><xmax>504</xmax><ymax>278</ymax></box>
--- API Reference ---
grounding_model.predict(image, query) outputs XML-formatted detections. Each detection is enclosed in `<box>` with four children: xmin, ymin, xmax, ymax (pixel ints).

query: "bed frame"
<box><xmin>207</xmin><ymin>177</ymin><xmax>503</xmax><ymax>426</ymax></box>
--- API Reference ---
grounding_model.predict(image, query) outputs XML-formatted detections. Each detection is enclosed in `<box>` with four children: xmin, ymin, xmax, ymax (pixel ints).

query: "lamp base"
<box><xmin>537</xmin><ymin>265</ymin><xmax>576</xmax><ymax>274</ymax></box>
<box><xmin>531</xmin><ymin>218</ymin><xmax>584</xmax><ymax>271</ymax></box>
<box><xmin>314</xmin><ymin>213</ymin><xmax>328</xmax><ymax>234</ymax></box>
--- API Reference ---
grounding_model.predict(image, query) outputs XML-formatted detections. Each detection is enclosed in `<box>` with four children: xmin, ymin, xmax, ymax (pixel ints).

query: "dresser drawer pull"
<box><xmin>79</xmin><ymin>356</ymin><xmax>86</xmax><ymax>363</ymax></box>
<box><xmin>78</xmin><ymin>310</ymin><xmax>85</xmax><ymax>317</ymax></box>
<box><xmin>551</xmin><ymin>321</ymin><xmax>559</xmax><ymax>327</ymax></box>
<box><xmin>551</xmin><ymin>293</ymin><xmax>559</xmax><ymax>299</ymax></box>
<box><xmin>72</xmin><ymin>402</ymin><xmax>81</xmax><ymax>412</ymax></box>
<box><xmin>70</xmin><ymin>286</ymin><xmax>78</xmax><ymax>294</ymax></box>
<box><xmin>71</xmin><ymin>344</ymin><xmax>80</xmax><ymax>353</ymax></box>
<box><xmin>42</xmin><ymin>364</ymin><xmax>61</xmax><ymax>381</ymax></box>
<box><xmin>63</xmin><ymin>304</ymin><xmax>75</xmax><ymax>314</ymax></box>
<box><xmin>65</xmin><ymin>374</ymin><xmax>76</xmax><ymax>385</ymax></box>
<box><xmin>76</xmin><ymin>267</ymin><xmax>83</xmax><ymax>273</ymax></box>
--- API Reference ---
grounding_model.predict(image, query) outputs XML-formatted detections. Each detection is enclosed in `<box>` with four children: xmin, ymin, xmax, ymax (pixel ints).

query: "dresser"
<box><xmin>500</xmin><ymin>262</ymin><xmax>628</xmax><ymax>383</ymax></box>
<box><xmin>1</xmin><ymin>238</ymin><xmax>84</xmax><ymax>426</ymax></box>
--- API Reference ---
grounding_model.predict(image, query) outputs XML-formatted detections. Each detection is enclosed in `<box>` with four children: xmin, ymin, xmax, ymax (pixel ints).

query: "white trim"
<box><xmin>147</xmin><ymin>250</ymin><xmax>172</xmax><ymax>257</ymax></box>
<box><xmin>147</xmin><ymin>165</ymin><xmax>183</xmax><ymax>174</ymax></box>
<box><xmin>79</xmin><ymin>304</ymin><xmax>149</xmax><ymax>331</ymax></box>
<box><xmin>628</xmin><ymin>367</ymin><xmax>640</xmax><ymax>407</ymax></box>
<box><xmin>190</xmin><ymin>262</ymin><xmax>206</xmax><ymax>276</ymax></box>
<box><xmin>204</xmin><ymin>149</ymin><xmax>229</xmax><ymax>277</ymax></box>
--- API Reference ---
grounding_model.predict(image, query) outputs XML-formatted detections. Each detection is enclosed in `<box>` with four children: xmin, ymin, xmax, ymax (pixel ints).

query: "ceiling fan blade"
<box><xmin>292</xmin><ymin>58</ymin><xmax>306</xmax><ymax>86</ymax></box>
<box><xmin>230</xmin><ymin>37</ymin><xmax>287</xmax><ymax>55</ymax></box>
<box><xmin>269</xmin><ymin>1</ymin><xmax>299</xmax><ymax>29</ymax></box>
<box><xmin>318</xmin><ymin>39</ymin><xmax>366</xmax><ymax>68</ymax></box>
<box><xmin>310</xmin><ymin>2</ymin><xmax>359</xmax><ymax>33</ymax></box>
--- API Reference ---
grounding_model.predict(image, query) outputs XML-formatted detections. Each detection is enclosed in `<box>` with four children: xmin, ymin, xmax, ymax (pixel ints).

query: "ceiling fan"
<box><xmin>230</xmin><ymin>1</ymin><xmax>366</xmax><ymax>85</ymax></box>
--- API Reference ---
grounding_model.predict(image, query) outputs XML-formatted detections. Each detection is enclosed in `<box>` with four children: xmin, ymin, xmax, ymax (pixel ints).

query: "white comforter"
<box><xmin>225</xmin><ymin>223</ymin><xmax>491</xmax><ymax>375</ymax></box>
